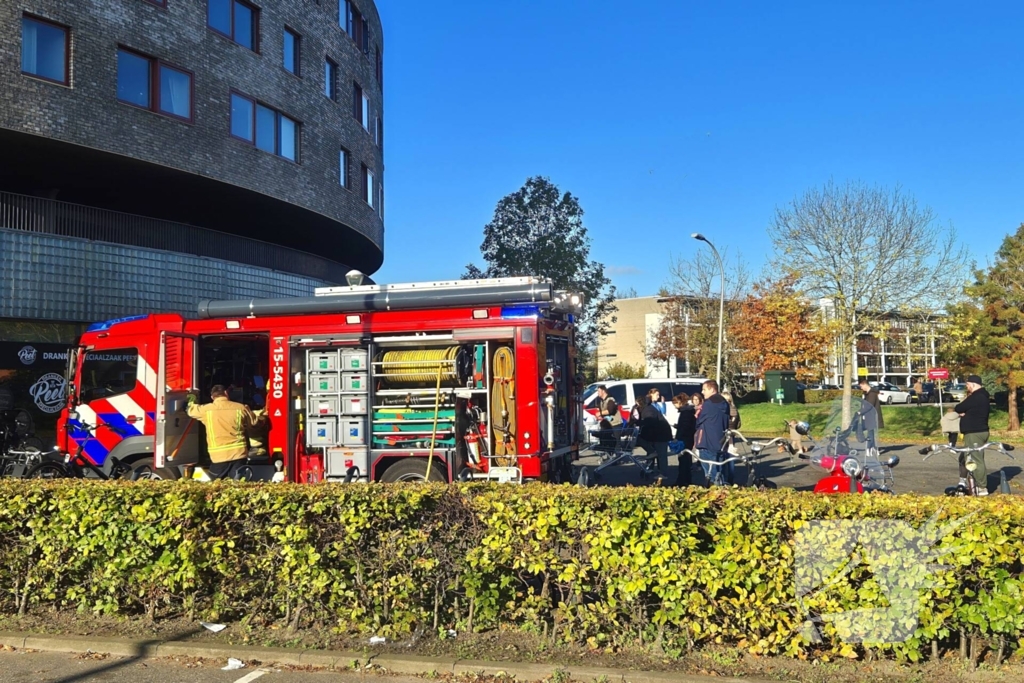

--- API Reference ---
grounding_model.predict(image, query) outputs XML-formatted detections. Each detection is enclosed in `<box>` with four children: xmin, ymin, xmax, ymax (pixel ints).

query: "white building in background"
<box><xmin>598</xmin><ymin>296</ymin><xmax>945</xmax><ymax>386</ymax></box>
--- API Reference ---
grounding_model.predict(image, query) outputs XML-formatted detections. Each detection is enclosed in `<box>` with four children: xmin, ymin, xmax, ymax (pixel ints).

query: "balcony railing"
<box><xmin>0</xmin><ymin>191</ymin><xmax>349</xmax><ymax>283</ymax></box>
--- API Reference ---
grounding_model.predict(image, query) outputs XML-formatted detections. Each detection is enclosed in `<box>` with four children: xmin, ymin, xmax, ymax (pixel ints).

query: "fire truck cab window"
<box><xmin>79</xmin><ymin>348</ymin><xmax>138</xmax><ymax>402</ymax></box>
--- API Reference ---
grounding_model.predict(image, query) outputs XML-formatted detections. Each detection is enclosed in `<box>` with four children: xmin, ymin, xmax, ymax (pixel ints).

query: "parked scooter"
<box><xmin>800</xmin><ymin>398</ymin><xmax>899</xmax><ymax>494</ymax></box>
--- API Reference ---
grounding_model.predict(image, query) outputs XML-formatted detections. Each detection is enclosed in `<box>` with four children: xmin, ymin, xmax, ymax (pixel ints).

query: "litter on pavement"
<box><xmin>222</xmin><ymin>657</ymin><xmax>246</xmax><ymax>670</ymax></box>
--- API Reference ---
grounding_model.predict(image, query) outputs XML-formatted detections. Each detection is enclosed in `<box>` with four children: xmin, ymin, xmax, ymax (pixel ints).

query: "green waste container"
<box><xmin>765</xmin><ymin>370</ymin><xmax>799</xmax><ymax>404</ymax></box>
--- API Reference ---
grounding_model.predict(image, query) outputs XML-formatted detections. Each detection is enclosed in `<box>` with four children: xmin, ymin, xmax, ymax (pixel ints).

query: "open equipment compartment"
<box><xmin>303</xmin><ymin>345</ymin><xmax>370</xmax><ymax>481</ymax></box>
<box><xmin>369</xmin><ymin>333</ymin><xmax>521</xmax><ymax>482</ymax></box>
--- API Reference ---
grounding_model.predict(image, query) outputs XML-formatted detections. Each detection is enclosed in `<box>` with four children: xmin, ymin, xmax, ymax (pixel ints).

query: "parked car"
<box><xmin>871</xmin><ymin>381</ymin><xmax>912</xmax><ymax>404</ymax></box>
<box><xmin>917</xmin><ymin>382</ymin><xmax>954</xmax><ymax>403</ymax></box>
<box><xmin>946</xmin><ymin>383</ymin><xmax>968</xmax><ymax>403</ymax></box>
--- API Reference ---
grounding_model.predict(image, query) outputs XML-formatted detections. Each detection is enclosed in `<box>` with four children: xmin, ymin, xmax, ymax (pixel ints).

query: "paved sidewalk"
<box><xmin>0</xmin><ymin>632</ymin><xmax>762</xmax><ymax>683</ymax></box>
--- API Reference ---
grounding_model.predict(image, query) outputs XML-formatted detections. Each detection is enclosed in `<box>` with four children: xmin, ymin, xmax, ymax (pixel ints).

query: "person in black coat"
<box><xmin>638</xmin><ymin>387</ymin><xmax>672</xmax><ymax>482</ymax></box>
<box><xmin>672</xmin><ymin>393</ymin><xmax>697</xmax><ymax>486</ymax></box>
<box><xmin>695</xmin><ymin>380</ymin><xmax>732</xmax><ymax>485</ymax></box>
<box><xmin>955</xmin><ymin>375</ymin><xmax>991</xmax><ymax>492</ymax></box>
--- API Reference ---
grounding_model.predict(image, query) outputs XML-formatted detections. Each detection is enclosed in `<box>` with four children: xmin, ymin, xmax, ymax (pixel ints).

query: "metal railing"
<box><xmin>0</xmin><ymin>191</ymin><xmax>352</xmax><ymax>283</ymax></box>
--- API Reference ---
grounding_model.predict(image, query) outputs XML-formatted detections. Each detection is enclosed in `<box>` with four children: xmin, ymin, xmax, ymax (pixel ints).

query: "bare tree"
<box><xmin>768</xmin><ymin>180</ymin><xmax>969</xmax><ymax>423</ymax></box>
<box><xmin>647</xmin><ymin>249</ymin><xmax>749</xmax><ymax>388</ymax></box>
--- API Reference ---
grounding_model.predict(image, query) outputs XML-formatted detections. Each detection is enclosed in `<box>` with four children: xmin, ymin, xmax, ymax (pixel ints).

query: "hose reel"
<box><xmin>376</xmin><ymin>346</ymin><xmax>471</xmax><ymax>386</ymax></box>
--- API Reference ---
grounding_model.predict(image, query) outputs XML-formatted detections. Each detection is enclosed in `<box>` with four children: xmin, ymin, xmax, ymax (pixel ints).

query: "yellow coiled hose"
<box><xmin>379</xmin><ymin>347</ymin><xmax>460</xmax><ymax>384</ymax></box>
<box><xmin>491</xmin><ymin>347</ymin><xmax>516</xmax><ymax>466</ymax></box>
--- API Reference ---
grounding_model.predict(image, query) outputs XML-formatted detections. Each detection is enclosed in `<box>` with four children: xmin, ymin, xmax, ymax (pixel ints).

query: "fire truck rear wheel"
<box><xmin>131</xmin><ymin>460</ymin><xmax>180</xmax><ymax>481</ymax></box>
<box><xmin>379</xmin><ymin>458</ymin><xmax>447</xmax><ymax>483</ymax></box>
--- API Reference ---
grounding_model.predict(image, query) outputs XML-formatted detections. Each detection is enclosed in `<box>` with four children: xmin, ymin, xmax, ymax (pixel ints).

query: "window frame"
<box><xmin>362</xmin><ymin>91</ymin><xmax>371</xmax><ymax>132</ymax></box>
<box><xmin>352</xmin><ymin>81</ymin><xmax>363</xmax><ymax>123</ymax></box>
<box><xmin>375</xmin><ymin>114</ymin><xmax>382</xmax><ymax>148</ymax></box>
<box><xmin>207</xmin><ymin>0</ymin><xmax>260</xmax><ymax>53</ymax></box>
<box><xmin>20</xmin><ymin>14</ymin><xmax>71</xmax><ymax>86</ymax></box>
<box><xmin>339</xmin><ymin>147</ymin><xmax>351</xmax><ymax>189</ymax></box>
<box><xmin>283</xmin><ymin>26</ymin><xmax>301</xmax><ymax>77</ymax></box>
<box><xmin>228</xmin><ymin>90</ymin><xmax>300</xmax><ymax>163</ymax></box>
<box><xmin>116</xmin><ymin>46</ymin><xmax>194</xmax><ymax>123</ymax></box>
<box><xmin>375</xmin><ymin>44</ymin><xmax>382</xmax><ymax>85</ymax></box>
<box><xmin>362</xmin><ymin>164</ymin><xmax>374</xmax><ymax>208</ymax></box>
<box><xmin>324</xmin><ymin>56</ymin><xmax>338</xmax><ymax>100</ymax></box>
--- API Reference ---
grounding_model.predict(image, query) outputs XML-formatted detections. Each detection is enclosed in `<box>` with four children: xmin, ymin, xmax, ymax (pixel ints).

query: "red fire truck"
<box><xmin>56</xmin><ymin>277</ymin><xmax>584</xmax><ymax>483</ymax></box>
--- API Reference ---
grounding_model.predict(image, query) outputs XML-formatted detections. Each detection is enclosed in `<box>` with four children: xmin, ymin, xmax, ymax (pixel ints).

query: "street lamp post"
<box><xmin>691</xmin><ymin>233</ymin><xmax>725</xmax><ymax>386</ymax></box>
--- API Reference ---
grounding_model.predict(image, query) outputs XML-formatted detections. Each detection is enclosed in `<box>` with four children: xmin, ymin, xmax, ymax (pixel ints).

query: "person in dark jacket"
<box><xmin>858</xmin><ymin>378</ymin><xmax>885</xmax><ymax>430</ymax></box>
<box><xmin>638</xmin><ymin>387</ymin><xmax>672</xmax><ymax>482</ymax></box>
<box><xmin>956</xmin><ymin>374</ymin><xmax>991</xmax><ymax>493</ymax></box>
<box><xmin>694</xmin><ymin>380</ymin><xmax>732</xmax><ymax>485</ymax></box>
<box><xmin>672</xmin><ymin>393</ymin><xmax>696</xmax><ymax>486</ymax></box>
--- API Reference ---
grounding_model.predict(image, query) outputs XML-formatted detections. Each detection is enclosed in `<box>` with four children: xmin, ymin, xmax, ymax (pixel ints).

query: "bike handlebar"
<box><xmin>724</xmin><ymin>430</ymin><xmax>789</xmax><ymax>450</ymax></box>
<box><xmin>920</xmin><ymin>442</ymin><xmax>1016</xmax><ymax>460</ymax></box>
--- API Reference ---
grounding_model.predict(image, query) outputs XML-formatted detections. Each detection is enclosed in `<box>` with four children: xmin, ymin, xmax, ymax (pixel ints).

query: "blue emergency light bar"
<box><xmin>86</xmin><ymin>314</ymin><xmax>148</xmax><ymax>332</ymax></box>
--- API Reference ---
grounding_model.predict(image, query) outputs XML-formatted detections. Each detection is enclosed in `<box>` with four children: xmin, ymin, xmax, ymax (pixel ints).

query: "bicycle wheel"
<box><xmin>25</xmin><ymin>461</ymin><xmax>71</xmax><ymax>479</ymax></box>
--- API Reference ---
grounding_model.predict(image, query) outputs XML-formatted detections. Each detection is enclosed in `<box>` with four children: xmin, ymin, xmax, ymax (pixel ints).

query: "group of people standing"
<box><xmin>595</xmin><ymin>380</ymin><xmax>741</xmax><ymax>487</ymax></box>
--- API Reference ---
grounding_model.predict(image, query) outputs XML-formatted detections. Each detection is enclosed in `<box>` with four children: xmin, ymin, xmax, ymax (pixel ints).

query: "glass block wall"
<box><xmin>0</xmin><ymin>228</ymin><xmax>329</xmax><ymax>323</ymax></box>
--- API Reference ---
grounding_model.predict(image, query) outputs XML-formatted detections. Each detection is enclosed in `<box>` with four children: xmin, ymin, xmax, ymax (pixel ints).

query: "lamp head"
<box><xmin>691</xmin><ymin>232</ymin><xmax>706</xmax><ymax>242</ymax></box>
<box><xmin>345</xmin><ymin>269</ymin><xmax>366</xmax><ymax>286</ymax></box>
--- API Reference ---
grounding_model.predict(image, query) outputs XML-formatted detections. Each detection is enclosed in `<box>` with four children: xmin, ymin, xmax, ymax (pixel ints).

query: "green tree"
<box><xmin>948</xmin><ymin>225</ymin><xmax>1024</xmax><ymax>431</ymax></box>
<box><xmin>464</xmin><ymin>176</ymin><xmax>616</xmax><ymax>364</ymax></box>
<box><xmin>601</xmin><ymin>362</ymin><xmax>647</xmax><ymax>380</ymax></box>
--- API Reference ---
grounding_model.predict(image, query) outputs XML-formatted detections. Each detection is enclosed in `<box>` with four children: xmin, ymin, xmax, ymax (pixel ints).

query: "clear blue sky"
<box><xmin>372</xmin><ymin>0</ymin><xmax>1022</xmax><ymax>295</ymax></box>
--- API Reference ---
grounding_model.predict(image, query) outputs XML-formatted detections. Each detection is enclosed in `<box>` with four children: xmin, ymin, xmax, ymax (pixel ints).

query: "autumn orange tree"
<box><xmin>729</xmin><ymin>276</ymin><xmax>833</xmax><ymax>382</ymax></box>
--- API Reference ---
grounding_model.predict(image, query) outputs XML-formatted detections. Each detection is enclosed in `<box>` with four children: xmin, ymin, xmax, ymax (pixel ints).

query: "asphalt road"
<box><xmin>575</xmin><ymin>438</ymin><xmax>1022</xmax><ymax>495</ymax></box>
<box><xmin>0</xmin><ymin>649</ymin><xmax>418</xmax><ymax>683</ymax></box>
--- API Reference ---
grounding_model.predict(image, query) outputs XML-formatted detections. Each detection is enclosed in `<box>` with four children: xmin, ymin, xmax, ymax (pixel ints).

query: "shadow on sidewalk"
<box><xmin>48</xmin><ymin>626</ymin><xmax>200</xmax><ymax>683</ymax></box>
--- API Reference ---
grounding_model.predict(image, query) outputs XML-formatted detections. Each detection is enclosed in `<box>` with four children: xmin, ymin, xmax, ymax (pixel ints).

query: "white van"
<box><xmin>582</xmin><ymin>378</ymin><xmax>710</xmax><ymax>431</ymax></box>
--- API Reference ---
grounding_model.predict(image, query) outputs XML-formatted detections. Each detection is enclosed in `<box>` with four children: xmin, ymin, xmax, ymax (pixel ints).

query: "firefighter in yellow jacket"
<box><xmin>187</xmin><ymin>384</ymin><xmax>258</xmax><ymax>479</ymax></box>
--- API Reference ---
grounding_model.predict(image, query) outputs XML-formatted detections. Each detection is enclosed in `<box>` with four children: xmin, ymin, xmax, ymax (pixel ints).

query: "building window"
<box><xmin>283</xmin><ymin>27</ymin><xmax>300</xmax><ymax>75</ymax></box>
<box><xmin>377</xmin><ymin>181</ymin><xmax>383</xmax><ymax>218</ymax></box>
<box><xmin>339</xmin><ymin>148</ymin><xmax>350</xmax><ymax>188</ymax></box>
<box><xmin>324</xmin><ymin>57</ymin><xmax>337</xmax><ymax>100</ymax></box>
<box><xmin>362</xmin><ymin>164</ymin><xmax>374</xmax><ymax>208</ymax></box>
<box><xmin>144</xmin><ymin>0</ymin><xmax>168</xmax><ymax>7</ymax></box>
<box><xmin>352</xmin><ymin>82</ymin><xmax>363</xmax><ymax>124</ymax></box>
<box><xmin>375</xmin><ymin>45</ymin><xmax>382</xmax><ymax>85</ymax></box>
<box><xmin>339</xmin><ymin>0</ymin><xmax>349</xmax><ymax>33</ymax></box>
<box><xmin>375</xmin><ymin>115</ymin><xmax>382</xmax><ymax>148</ymax></box>
<box><xmin>208</xmin><ymin>0</ymin><xmax>258</xmax><ymax>52</ymax></box>
<box><xmin>350</xmin><ymin>4</ymin><xmax>368</xmax><ymax>55</ymax></box>
<box><xmin>230</xmin><ymin>92</ymin><xmax>298</xmax><ymax>161</ymax></box>
<box><xmin>21</xmin><ymin>15</ymin><xmax>69</xmax><ymax>85</ymax></box>
<box><xmin>362</xmin><ymin>92</ymin><xmax>371</xmax><ymax>132</ymax></box>
<box><xmin>116</xmin><ymin>48</ymin><xmax>193</xmax><ymax>121</ymax></box>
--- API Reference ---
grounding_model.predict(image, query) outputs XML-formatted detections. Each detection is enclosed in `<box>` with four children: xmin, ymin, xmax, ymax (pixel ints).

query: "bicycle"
<box><xmin>0</xmin><ymin>409</ymin><xmax>46</xmax><ymax>477</ymax></box>
<box><xmin>919</xmin><ymin>441</ymin><xmax>1016</xmax><ymax>496</ymax></box>
<box><xmin>687</xmin><ymin>429</ymin><xmax>791</xmax><ymax>489</ymax></box>
<box><xmin>24</xmin><ymin>416</ymin><xmax>134</xmax><ymax>480</ymax></box>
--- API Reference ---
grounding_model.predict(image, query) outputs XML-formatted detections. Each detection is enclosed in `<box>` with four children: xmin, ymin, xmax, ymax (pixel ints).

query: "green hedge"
<box><xmin>1</xmin><ymin>481</ymin><xmax>1022</xmax><ymax>662</ymax></box>
<box><xmin>803</xmin><ymin>389</ymin><xmax>846</xmax><ymax>404</ymax></box>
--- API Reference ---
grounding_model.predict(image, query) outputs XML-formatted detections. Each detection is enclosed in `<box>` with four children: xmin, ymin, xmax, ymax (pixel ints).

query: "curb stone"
<box><xmin>0</xmin><ymin>632</ymin><xmax>768</xmax><ymax>683</ymax></box>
